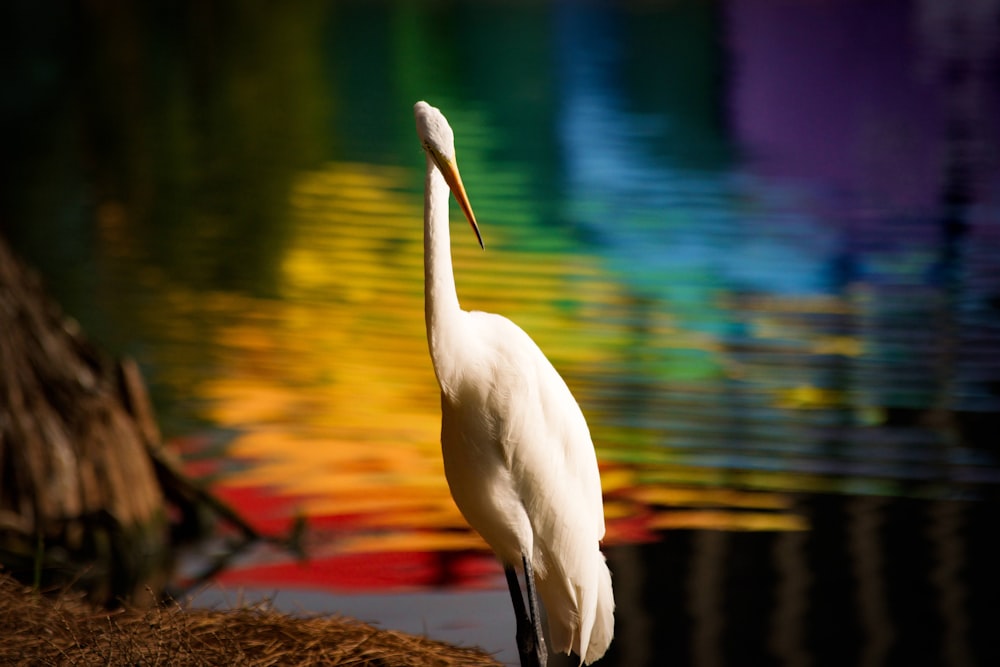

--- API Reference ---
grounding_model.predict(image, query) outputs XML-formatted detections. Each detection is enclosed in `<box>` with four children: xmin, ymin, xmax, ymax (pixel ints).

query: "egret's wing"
<box><xmin>470</xmin><ymin>312</ymin><xmax>606</xmax><ymax>544</ymax></box>
<box><xmin>465</xmin><ymin>311</ymin><xmax>615</xmax><ymax>663</ymax></box>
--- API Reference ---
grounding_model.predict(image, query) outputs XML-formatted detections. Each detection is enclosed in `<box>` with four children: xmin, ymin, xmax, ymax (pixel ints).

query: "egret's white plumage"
<box><xmin>415</xmin><ymin>100</ymin><xmax>614</xmax><ymax>665</ymax></box>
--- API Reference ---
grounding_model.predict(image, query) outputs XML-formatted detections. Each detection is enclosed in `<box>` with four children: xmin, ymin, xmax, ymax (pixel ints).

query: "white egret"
<box><xmin>414</xmin><ymin>101</ymin><xmax>614</xmax><ymax>666</ymax></box>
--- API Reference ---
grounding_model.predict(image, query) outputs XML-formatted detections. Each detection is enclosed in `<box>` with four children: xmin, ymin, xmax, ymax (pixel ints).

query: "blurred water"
<box><xmin>3</xmin><ymin>1</ymin><xmax>1000</xmax><ymax>665</ymax></box>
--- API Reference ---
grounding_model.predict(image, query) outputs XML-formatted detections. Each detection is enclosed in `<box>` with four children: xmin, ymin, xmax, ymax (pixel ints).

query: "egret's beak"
<box><xmin>435</xmin><ymin>153</ymin><xmax>485</xmax><ymax>250</ymax></box>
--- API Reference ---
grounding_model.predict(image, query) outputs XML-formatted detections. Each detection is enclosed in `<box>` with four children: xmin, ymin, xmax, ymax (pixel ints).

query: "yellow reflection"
<box><xmin>650</xmin><ymin>511</ymin><xmax>808</xmax><ymax>532</ymax></box>
<box><xmin>775</xmin><ymin>385</ymin><xmax>847</xmax><ymax>410</ymax></box>
<box><xmin>632</xmin><ymin>486</ymin><xmax>794</xmax><ymax>511</ymax></box>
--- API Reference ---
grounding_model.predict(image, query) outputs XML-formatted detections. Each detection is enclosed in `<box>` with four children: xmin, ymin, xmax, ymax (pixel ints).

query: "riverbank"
<box><xmin>0</xmin><ymin>573</ymin><xmax>499</xmax><ymax>666</ymax></box>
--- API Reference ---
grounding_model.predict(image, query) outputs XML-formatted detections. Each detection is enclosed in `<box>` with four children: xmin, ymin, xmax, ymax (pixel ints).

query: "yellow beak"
<box><xmin>435</xmin><ymin>153</ymin><xmax>484</xmax><ymax>250</ymax></box>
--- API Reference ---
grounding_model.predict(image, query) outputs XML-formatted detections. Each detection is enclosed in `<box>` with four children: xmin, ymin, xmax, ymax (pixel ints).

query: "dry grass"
<box><xmin>0</xmin><ymin>573</ymin><xmax>500</xmax><ymax>666</ymax></box>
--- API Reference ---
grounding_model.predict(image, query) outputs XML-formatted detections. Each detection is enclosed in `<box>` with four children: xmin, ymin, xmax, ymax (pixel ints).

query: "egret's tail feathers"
<box><xmin>538</xmin><ymin>550</ymin><xmax>614</xmax><ymax>665</ymax></box>
<box><xmin>582</xmin><ymin>553</ymin><xmax>614</xmax><ymax>665</ymax></box>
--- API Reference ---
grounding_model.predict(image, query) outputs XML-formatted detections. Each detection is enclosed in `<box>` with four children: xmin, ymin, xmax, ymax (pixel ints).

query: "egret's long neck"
<box><xmin>424</xmin><ymin>157</ymin><xmax>465</xmax><ymax>387</ymax></box>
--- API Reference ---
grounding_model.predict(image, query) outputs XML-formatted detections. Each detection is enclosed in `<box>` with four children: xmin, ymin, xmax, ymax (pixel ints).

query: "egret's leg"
<box><xmin>522</xmin><ymin>553</ymin><xmax>548</xmax><ymax>667</ymax></box>
<box><xmin>505</xmin><ymin>561</ymin><xmax>546</xmax><ymax>667</ymax></box>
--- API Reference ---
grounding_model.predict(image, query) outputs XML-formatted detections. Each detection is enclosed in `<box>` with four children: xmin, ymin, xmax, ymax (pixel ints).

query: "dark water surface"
<box><xmin>3</xmin><ymin>1</ymin><xmax>1000</xmax><ymax>665</ymax></box>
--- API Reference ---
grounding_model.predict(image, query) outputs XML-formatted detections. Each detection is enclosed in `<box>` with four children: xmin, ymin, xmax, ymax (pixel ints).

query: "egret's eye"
<box><xmin>427</xmin><ymin>147</ymin><xmax>448</xmax><ymax>171</ymax></box>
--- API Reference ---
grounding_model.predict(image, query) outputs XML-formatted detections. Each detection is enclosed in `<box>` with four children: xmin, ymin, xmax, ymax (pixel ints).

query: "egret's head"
<box><xmin>414</xmin><ymin>101</ymin><xmax>456</xmax><ymax>162</ymax></box>
<box><xmin>414</xmin><ymin>101</ymin><xmax>484</xmax><ymax>249</ymax></box>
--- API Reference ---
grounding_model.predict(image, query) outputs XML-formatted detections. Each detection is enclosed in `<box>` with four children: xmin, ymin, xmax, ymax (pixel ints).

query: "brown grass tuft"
<box><xmin>0</xmin><ymin>572</ymin><xmax>500</xmax><ymax>666</ymax></box>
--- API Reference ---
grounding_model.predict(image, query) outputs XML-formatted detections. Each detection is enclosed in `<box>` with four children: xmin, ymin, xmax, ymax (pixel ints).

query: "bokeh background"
<box><xmin>3</xmin><ymin>1</ymin><xmax>1000</xmax><ymax>665</ymax></box>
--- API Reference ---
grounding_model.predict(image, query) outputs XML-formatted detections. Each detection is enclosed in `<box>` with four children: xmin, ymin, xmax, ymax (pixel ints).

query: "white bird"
<box><xmin>414</xmin><ymin>101</ymin><xmax>614</xmax><ymax>666</ymax></box>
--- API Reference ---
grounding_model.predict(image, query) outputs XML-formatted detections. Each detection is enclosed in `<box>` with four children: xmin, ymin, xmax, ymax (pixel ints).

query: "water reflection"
<box><xmin>3</xmin><ymin>0</ymin><xmax>1000</xmax><ymax>665</ymax></box>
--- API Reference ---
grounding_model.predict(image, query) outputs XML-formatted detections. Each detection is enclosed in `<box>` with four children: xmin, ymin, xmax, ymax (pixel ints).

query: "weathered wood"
<box><xmin>0</xmin><ymin>236</ymin><xmax>167</xmax><ymax>603</ymax></box>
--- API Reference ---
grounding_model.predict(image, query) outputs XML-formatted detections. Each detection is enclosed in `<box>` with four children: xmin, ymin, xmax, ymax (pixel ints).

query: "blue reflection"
<box><xmin>546</xmin><ymin>0</ymin><xmax>1000</xmax><ymax>504</ymax></box>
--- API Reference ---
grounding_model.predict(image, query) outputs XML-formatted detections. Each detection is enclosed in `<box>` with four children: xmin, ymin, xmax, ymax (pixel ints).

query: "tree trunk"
<box><xmin>0</xmin><ymin>236</ymin><xmax>168</xmax><ymax>605</ymax></box>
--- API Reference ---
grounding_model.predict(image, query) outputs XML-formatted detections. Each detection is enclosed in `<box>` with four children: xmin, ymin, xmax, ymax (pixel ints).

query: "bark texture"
<box><xmin>0</xmin><ymin>237</ymin><xmax>167</xmax><ymax>603</ymax></box>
